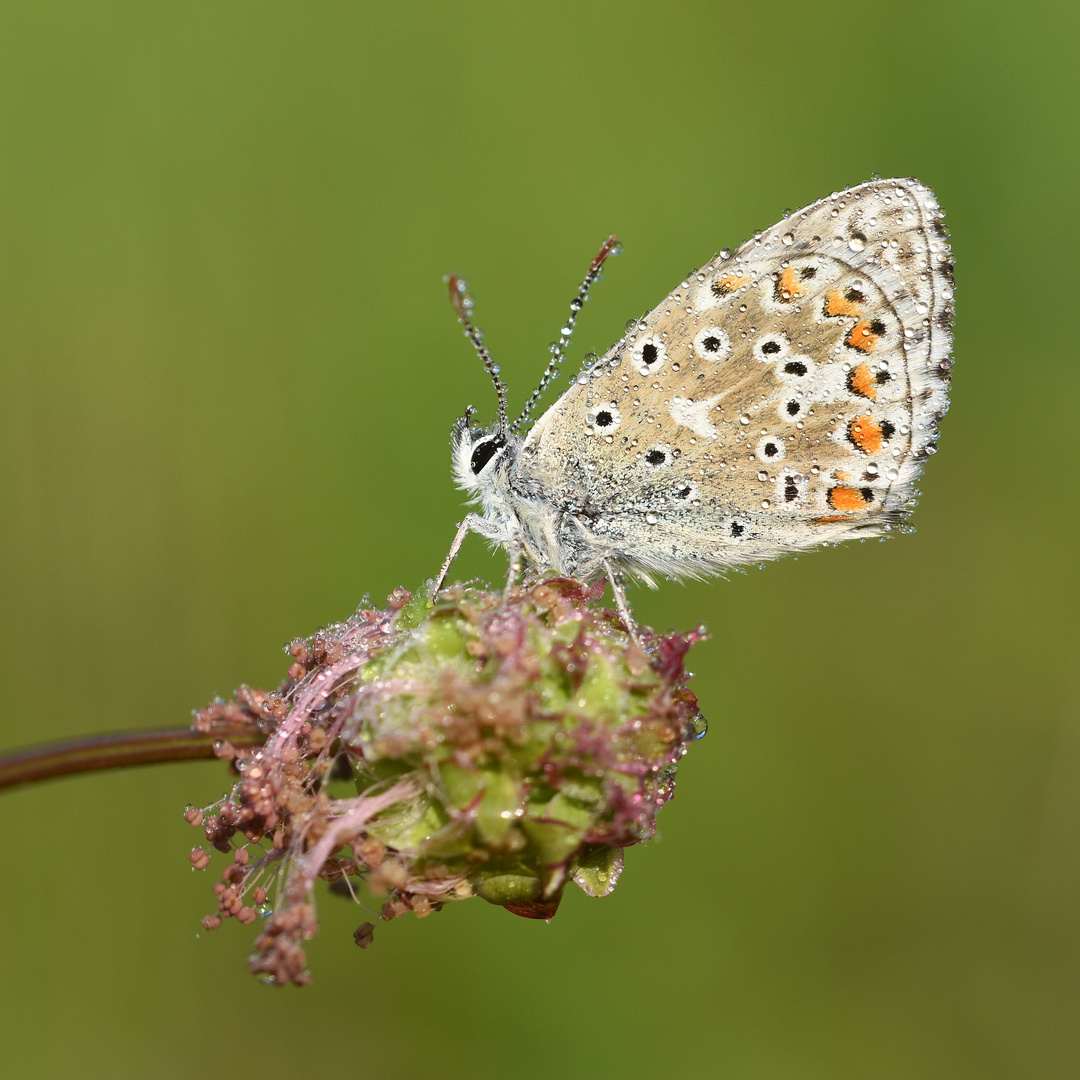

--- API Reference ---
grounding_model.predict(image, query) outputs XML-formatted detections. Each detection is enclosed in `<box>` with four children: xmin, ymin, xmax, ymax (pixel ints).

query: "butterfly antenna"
<box><xmin>445</xmin><ymin>274</ymin><xmax>510</xmax><ymax>429</ymax></box>
<box><xmin>511</xmin><ymin>234</ymin><xmax>622</xmax><ymax>432</ymax></box>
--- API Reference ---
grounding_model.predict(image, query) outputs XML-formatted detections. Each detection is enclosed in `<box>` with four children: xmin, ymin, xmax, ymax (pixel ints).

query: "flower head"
<box><xmin>189</xmin><ymin>578</ymin><xmax>705</xmax><ymax>985</ymax></box>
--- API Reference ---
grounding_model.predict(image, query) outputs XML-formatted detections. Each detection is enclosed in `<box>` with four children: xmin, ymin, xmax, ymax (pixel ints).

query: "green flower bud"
<box><xmin>190</xmin><ymin>578</ymin><xmax>704</xmax><ymax>985</ymax></box>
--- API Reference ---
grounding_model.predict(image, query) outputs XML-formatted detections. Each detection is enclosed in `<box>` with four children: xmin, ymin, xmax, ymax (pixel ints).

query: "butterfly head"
<box><xmin>451</xmin><ymin>409</ymin><xmax>519</xmax><ymax>496</ymax></box>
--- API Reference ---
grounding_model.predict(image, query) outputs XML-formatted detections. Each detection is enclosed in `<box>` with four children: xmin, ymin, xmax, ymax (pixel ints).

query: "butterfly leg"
<box><xmin>432</xmin><ymin>514</ymin><xmax>483</xmax><ymax>596</ymax></box>
<box><xmin>502</xmin><ymin>525</ymin><xmax>523</xmax><ymax>602</ymax></box>
<box><xmin>602</xmin><ymin>558</ymin><xmax>640</xmax><ymax>643</ymax></box>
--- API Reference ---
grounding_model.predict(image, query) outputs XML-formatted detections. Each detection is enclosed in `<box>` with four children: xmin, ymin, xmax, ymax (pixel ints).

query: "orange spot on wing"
<box><xmin>846</xmin><ymin>319</ymin><xmax>881</xmax><ymax>352</ymax></box>
<box><xmin>847</xmin><ymin>416</ymin><xmax>884</xmax><ymax>454</ymax></box>
<box><xmin>824</xmin><ymin>289</ymin><xmax>862</xmax><ymax>318</ymax></box>
<box><xmin>847</xmin><ymin>362</ymin><xmax>877</xmax><ymax>399</ymax></box>
<box><xmin>774</xmin><ymin>266</ymin><xmax>804</xmax><ymax>303</ymax></box>
<box><xmin>712</xmin><ymin>273</ymin><xmax>749</xmax><ymax>297</ymax></box>
<box><xmin>827</xmin><ymin>486</ymin><xmax>872</xmax><ymax>512</ymax></box>
<box><xmin>813</xmin><ymin>514</ymin><xmax>855</xmax><ymax>524</ymax></box>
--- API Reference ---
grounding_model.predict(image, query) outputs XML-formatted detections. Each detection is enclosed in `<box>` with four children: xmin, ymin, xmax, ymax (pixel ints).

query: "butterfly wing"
<box><xmin>516</xmin><ymin>178</ymin><xmax>954</xmax><ymax>583</ymax></box>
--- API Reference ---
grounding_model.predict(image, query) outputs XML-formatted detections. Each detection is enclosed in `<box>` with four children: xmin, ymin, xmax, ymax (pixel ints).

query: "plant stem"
<box><xmin>0</xmin><ymin>727</ymin><xmax>265</xmax><ymax>793</ymax></box>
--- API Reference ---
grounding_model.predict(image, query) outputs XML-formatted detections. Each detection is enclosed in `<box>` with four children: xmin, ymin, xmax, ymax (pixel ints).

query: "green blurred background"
<box><xmin>1</xmin><ymin>2</ymin><xmax>1077</xmax><ymax>1077</ymax></box>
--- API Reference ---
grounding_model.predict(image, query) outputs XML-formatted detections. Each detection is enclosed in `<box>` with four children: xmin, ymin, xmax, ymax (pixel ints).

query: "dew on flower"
<box><xmin>187</xmin><ymin>578</ymin><xmax>705</xmax><ymax>986</ymax></box>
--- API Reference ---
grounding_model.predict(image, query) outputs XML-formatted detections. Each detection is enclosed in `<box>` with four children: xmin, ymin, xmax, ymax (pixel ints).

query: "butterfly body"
<box><xmin>444</xmin><ymin>178</ymin><xmax>954</xmax><ymax>603</ymax></box>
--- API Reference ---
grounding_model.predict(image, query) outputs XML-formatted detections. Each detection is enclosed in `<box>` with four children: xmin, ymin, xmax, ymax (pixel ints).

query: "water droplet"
<box><xmin>781</xmin><ymin>232</ymin><xmax>794</xmax><ymax>246</ymax></box>
<box><xmin>645</xmin><ymin>512</ymin><xmax>659</xmax><ymax>525</ymax></box>
<box><xmin>848</xmin><ymin>233</ymin><xmax>866</xmax><ymax>252</ymax></box>
<box><xmin>761</xmin><ymin>499</ymin><xmax>771</xmax><ymax>508</ymax></box>
<box><xmin>691</xmin><ymin>708</ymin><xmax>708</xmax><ymax>743</ymax></box>
<box><xmin>739</xmin><ymin>414</ymin><xmax>751</xmax><ymax>425</ymax></box>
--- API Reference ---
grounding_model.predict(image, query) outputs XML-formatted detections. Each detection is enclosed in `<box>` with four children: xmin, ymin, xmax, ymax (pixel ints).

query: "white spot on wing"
<box><xmin>669</xmin><ymin>394</ymin><xmax>726</xmax><ymax>439</ymax></box>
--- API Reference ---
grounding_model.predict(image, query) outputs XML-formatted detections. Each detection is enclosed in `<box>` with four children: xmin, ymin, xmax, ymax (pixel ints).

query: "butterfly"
<box><xmin>434</xmin><ymin>178</ymin><xmax>954</xmax><ymax>628</ymax></box>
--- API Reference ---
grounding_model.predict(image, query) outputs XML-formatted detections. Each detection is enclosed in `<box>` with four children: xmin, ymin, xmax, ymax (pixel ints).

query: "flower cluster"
<box><xmin>187</xmin><ymin>578</ymin><xmax>705</xmax><ymax>985</ymax></box>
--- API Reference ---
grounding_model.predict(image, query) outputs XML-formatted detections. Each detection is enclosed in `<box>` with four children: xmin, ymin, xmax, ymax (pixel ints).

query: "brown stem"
<box><xmin>0</xmin><ymin>727</ymin><xmax>265</xmax><ymax>793</ymax></box>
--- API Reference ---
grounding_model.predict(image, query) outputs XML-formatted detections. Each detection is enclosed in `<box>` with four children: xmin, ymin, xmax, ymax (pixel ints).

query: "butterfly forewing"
<box><xmin>517</xmin><ymin>178</ymin><xmax>953</xmax><ymax>581</ymax></box>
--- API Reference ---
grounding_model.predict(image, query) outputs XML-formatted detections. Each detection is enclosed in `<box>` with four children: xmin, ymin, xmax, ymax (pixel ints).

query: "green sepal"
<box><xmin>473</xmin><ymin>871</ymin><xmax>542</xmax><ymax>906</ymax></box>
<box><xmin>396</xmin><ymin>584</ymin><xmax>435</xmax><ymax>630</ymax></box>
<box><xmin>520</xmin><ymin>818</ymin><xmax>583</xmax><ymax>869</ymax></box>
<box><xmin>474</xmin><ymin>769</ymin><xmax>523</xmax><ymax>845</ymax></box>
<box><xmin>569</xmin><ymin>845</ymin><xmax>624</xmax><ymax>897</ymax></box>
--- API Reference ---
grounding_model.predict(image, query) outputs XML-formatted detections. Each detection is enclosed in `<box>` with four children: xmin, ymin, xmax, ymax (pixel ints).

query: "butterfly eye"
<box><xmin>470</xmin><ymin>435</ymin><xmax>505</xmax><ymax>475</ymax></box>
